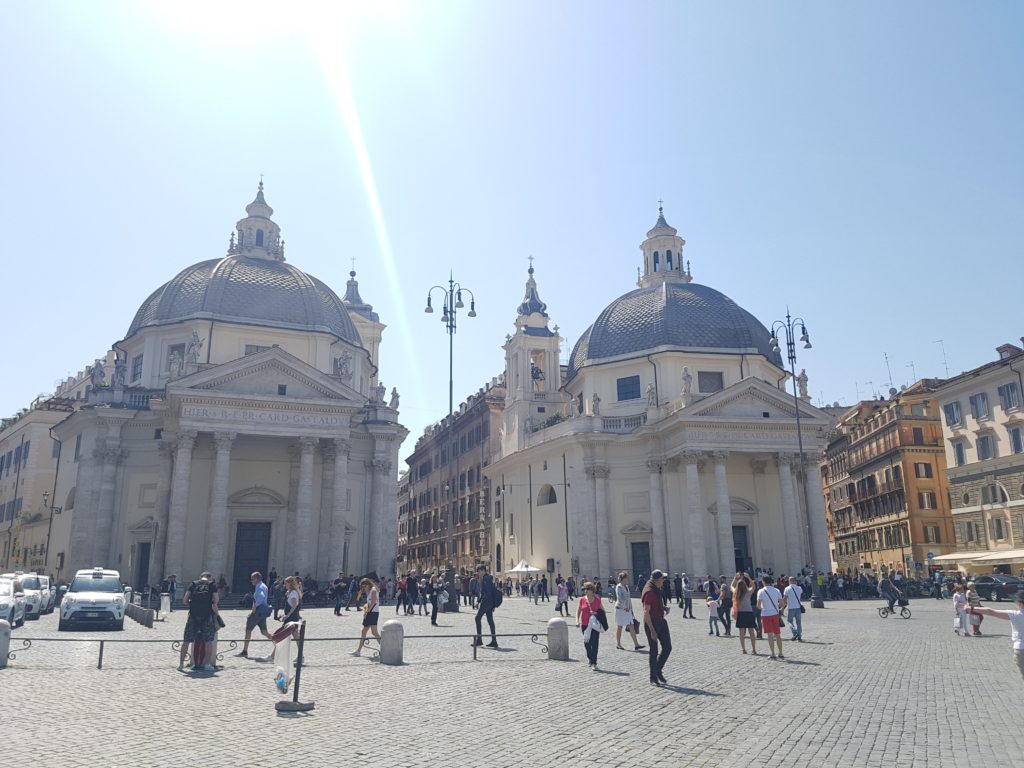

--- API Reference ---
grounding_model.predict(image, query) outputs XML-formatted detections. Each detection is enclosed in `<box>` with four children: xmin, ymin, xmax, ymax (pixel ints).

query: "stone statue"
<box><xmin>389</xmin><ymin>387</ymin><xmax>400</xmax><ymax>410</ymax></box>
<box><xmin>375</xmin><ymin>381</ymin><xmax>387</xmax><ymax>403</ymax></box>
<box><xmin>797</xmin><ymin>368</ymin><xmax>810</xmax><ymax>401</ymax></box>
<box><xmin>682</xmin><ymin>367</ymin><xmax>692</xmax><ymax>396</ymax></box>
<box><xmin>111</xmin><ymin>357</ymin><xmax>127</xmax><ymax>388</ymax></box>
<box><xmin>591</xmin><ymin>393</ymin><xmax>601</xmax><ymax>416</ymax></box>
<box><xmin>88</xmin><ymin>359</ymin><xmax>106</xmax><ymax>390</ymax></box>
<box><xmin>185</xmin><ymin>330</ymin><xmax>205</xmax><ymax>364</ymax></box>
<box><xmin>646</xmin><ymin>382</ymin><xmax>657</xmax><ymax>406</ymax></box>
<box><xmin>334</xmin><ymin>351</ymin><xmax>353</xmax><ymax>379</ymax></box>
<box><xmin>168</xmin><ymin>350</ymin><xmax>183</xmax><ymax>380</ymax></box>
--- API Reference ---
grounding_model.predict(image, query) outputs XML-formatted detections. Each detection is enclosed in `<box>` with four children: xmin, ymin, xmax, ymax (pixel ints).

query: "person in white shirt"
<box><xmin>783</xmin><ymin>576</ymin><xmax>804</xmax><ymax>642</ymax></box>
<box><xmin>756</xmin><ymin>575</ymin><xmax>787</xmax><ymax>660</ymax></box>
<box><xmin>613</xmin><ymin>572</ymin><xmax>645</xmax><ymax>651</ymax></box>
<box><xmin>968</xmin><ymin>590</ymin><xmax>1024</xmax><ymax>680</ymax></box>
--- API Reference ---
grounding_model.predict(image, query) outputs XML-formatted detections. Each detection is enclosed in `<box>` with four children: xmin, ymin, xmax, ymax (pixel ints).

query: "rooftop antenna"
<box><xmin>933</xmin><ymin>339</ymin><xmax>950</xmax><ymax>377</ymax></box>
<box><xmin>907</xmin><ymin>360</ymin><xmax>917</xmax><ymax>382</ymax></box>
<box><xmin>883</xmin><ymin>352</ymin><xmax>894</xmax><ymax>390</ymax></box>
<box><xmin>854</xmin><ymin>381</ymin><xmax>861</xmax><ymax>400</ymax></box>
<box><xmin>865</xmin><ymin>380</ymin><xmax>876</xmax><ymax>398</ymax></box>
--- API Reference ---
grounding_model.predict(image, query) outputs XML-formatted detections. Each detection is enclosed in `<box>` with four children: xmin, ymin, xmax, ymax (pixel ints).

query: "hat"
<box><xmin>651</xmin><ymin>569</ymin><xmax>666</xmax><ymax>580</ymax></box>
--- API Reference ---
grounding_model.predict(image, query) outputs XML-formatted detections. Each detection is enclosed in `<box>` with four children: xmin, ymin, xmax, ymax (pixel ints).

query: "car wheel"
<box><xmin>58</xmin><ymin>618</ymin><xmax>69</xmax><ymax>631</ymax></box>
<box><xmin>6</xmin><ymin>609</ymin><xmax>12</xmax><ymax>626</ymax></box>
<box><xmin>990</xmin><ymin>590</ymin><xmax>999</xmax><ymax>602</ymax></box>
<box><xmin>114</xmin><ymin>619</ymin><xmax>124</xmax><ymax>631</ymax></box>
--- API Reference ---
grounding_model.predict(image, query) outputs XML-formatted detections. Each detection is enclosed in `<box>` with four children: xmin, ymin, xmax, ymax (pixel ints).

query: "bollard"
<box><xmin>160</xmin><ymin>593</ymin><xmax>171</xmax><ymax>617</ymax></box>
<box><xmin>547</xmin><ymin>617</ymin><xmax>569</xmax><ymax>661</ymax></box>
<box><xmin>379</xmin><ymin>620</ymin><xmax>404</xmax><ymax>665</ymax></box>
<box><xmin>0</xmin><ymin>619</ymin><xmax>10</xmax><ymax>669</ymax></box>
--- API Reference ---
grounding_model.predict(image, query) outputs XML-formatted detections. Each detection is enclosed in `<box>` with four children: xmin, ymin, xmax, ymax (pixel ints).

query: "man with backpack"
<box><xmin>178</xmin><ymin>571</ymin><xmax>219</xmax><ymax>672</ymax></box>
<box><xmin>473</xmin><ymin>564</ymin><xmax>500</xmax><ymax>648</ymax></box>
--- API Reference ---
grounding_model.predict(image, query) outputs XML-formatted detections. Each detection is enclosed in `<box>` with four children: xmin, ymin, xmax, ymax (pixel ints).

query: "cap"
<box><xmin>651</xmin><ymin>569</ymin><xmax>666</xmax><ymax>580</ymax></box>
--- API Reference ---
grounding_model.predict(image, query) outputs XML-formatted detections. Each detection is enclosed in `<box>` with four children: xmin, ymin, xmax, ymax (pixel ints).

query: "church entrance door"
<box><xmin>733</xmin><ymin>525</ymin><xmax>752</xmax><ymax>574</ymax></box>
<box><xmin>232</xmin><ymin>522</ymin><xmax>271</xmax><ymax>594</ymax></box>
<box><xmin>630</xmin><ymin>541</ymin><xmax>651</xmax><ymax>584</ymax></box>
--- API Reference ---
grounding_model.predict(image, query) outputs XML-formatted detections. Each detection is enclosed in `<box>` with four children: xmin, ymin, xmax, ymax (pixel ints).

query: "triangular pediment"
<box><xmin>621</xmin><ymin>521</ymin><xmax>653</xmax><ymax>535</ymax></box>
<box><xmin>169</xmin><ymin>347</ymin><xmax>362</xmax><ymax>402</ymax></box>
<box><xmin>681</xmin><ymin>377</ymin><xmax>829</xmax><ymax>422</ymax></box>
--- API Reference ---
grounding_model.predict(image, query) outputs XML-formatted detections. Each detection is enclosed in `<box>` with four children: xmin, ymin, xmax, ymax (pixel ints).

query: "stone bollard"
<box><xmin>0</xmin><ymin>619</ymin><xmax>10</xmax><ymax>669</ymax></box>
<box><xmin>379</xmin><ymin>619</ymin><xmax>404</xmax><ymax>665</ymax></box>
<box><xmin>547</xmin><ymin>617</ymin><xmax>569</xmax><ymax>661</ymax></box>
<box><xmin>160</xmin><ymin>593</ymin><xmax>171</xmax><ymax>617</ymax></box>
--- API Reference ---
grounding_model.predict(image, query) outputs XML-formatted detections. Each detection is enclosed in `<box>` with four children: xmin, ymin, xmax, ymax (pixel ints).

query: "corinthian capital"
<box><xmin>586</xmin><ymin>464</ymin><xmax>610</xmax><ymax>479</ymax></box>
<box><xmin>176</xmin><ymin>430</ymin><xmax>198</xmax><ymax>451</ymax></box>
<box><xmin>213</xmin><ymin>432</ymin><xmax>237</xmax><ymax>452</ymax></box>
<box><xmin>298</xmin><ymin>436</ymin><xmax>319</xmax><ymax>454</ymax></box>
<box><xmin>645</xmin><ymin>458</ymin><xmax>664</xmax><ymax>473</ymax></box>
<box><xmin>711</xmin><ymin>450</ymin><xmax>729</xmax><ymax>463</ymax></box>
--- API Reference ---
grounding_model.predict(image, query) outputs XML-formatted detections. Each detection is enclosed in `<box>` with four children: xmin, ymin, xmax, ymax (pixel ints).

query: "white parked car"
<box><xmin>58</xmin><ymin>568</ymin><xmax>126</xmax><ymax>631</ymax></box>
<box><xmin>38</xmin><ymin>574</ymin><xmax>56</xmax><ymax>614</ymax></box>
<box><xmin>0</xmin><ymin>577</ymin><xmax>26</xmax><ymax>627</ymax></box>
<box><xmin>1</xmin><ymin>572</ymin><xmax>45</xmax><ymax>620</ymax></box>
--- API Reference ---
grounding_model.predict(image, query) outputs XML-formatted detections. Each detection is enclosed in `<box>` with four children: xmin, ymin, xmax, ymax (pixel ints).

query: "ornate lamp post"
<box><xmin>769</xmin><ymin>311</ymin><xmax>825</xmax><ymax>608</ymax></box>
<box><xmin>424</xmin><ymin>275</ymin><xmax>477</xmax><ymax>418</ymax></box>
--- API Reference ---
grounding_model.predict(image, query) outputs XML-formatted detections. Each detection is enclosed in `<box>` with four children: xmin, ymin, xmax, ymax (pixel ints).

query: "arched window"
<box><xmin>537</xmin><ymin>484</ymin><xmax>557</xmax><ymax>506</ymax></box>
<box><xmin>256</xmin><ymin>229</ymin><xmax>264</xmax><ymax>247</ymax></box>
<box><xmin>666</xmin><ymin>249</ymin><xmax>673</xmax><ymax>269</ymax></box>
<box><xmin>652</xmin><ymin>251</ymin><xmax>660</xmax><ymax>272</ymax></box>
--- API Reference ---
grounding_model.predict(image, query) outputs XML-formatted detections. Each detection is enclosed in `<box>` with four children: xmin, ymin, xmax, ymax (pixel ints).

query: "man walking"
<box><xmin>238</xmin><ymin>571</ymin><xmax>274</xmax><ymax>658</ymax></box>
<box><xmin>681</xmin><ymin>573</ymin><xmax>695</xmax><ymax>618</ymax></box>
<box><xmin>473</xmin><ymin>564</ymin><xmax>498</xmax><ymax>648</ymax></box>
<box><xmin>757</xmin><ymin>574</ymin><xmax>786</xmax><ymax>660</ymax></box>
<box><xmin>333</xmin><ymin>571</ymin><xmax>346</xmax><ymax>616</ymax></box>
<box><xmin>783</xmin><ymin>575</ymin><xmax>804</xmax><ymax>641</ymax></box>
<box><xmin>643</xmin><ymin>570</ymin><xmax>672</xmax><ymax>686</ymax></box>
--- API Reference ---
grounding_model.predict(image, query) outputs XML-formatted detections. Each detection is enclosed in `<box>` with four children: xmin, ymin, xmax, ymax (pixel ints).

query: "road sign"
<box><xmin>927</xmin><ymin>552</ymin><xmax>935</xmax><ymax>560</ymax></box>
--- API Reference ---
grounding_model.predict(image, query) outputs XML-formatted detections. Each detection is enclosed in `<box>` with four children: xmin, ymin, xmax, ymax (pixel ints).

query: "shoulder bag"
<box><xmin>790</xmin><ymin>587</ymin><xmax>805</xmax><ymax>614</ymax></box>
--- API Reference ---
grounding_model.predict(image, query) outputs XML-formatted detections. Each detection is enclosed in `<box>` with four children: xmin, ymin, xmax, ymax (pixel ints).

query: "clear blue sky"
<box><xmin>2</xmin><ymin>1</ymin><xmax>1021</xmax><ymax>453</ymax></box>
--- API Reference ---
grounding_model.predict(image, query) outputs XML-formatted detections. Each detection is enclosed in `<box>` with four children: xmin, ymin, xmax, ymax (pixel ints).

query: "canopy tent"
<box><xmin>506</xmin><ymin>559</ymin><xmax>542</xmax><ymax>574</ymax></box>
<box><xmin>929</xmin><ymin>552</ymin><xmax>979</xmax><ymax>562</ymax></box>
<box><xmin>971</xmin><ymin>548</ymin><xmax>1024</xmax><ymax>563</ymax></box>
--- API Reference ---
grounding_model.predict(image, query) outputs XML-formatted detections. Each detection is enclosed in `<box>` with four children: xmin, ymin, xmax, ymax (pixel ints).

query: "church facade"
<box><xmin>487</xmin><ymin>210</ymin><xmax>832</xmax><ymax>582</ymax></box>
<box><xmin>49</xmin><ymin>186</ymin><xmax>406</xmax><ymax>591</ymax></box>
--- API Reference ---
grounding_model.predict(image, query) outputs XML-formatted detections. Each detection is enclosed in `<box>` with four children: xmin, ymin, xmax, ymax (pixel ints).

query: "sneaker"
<box><xmin>486</xmin><ymin>641</ymin><xmax>499</xmax><ymax>648</ymax></box>
<box><xmin>708</xmin><ymin>631</ymin><xmax>714</xmax><ymax>636</ymax></box>
<box><xmin>350</xmin><ymin>650</ymin><xmax>362</xmax><ymax>656</ymax></box>
<box><xmin>591</xmin><ymin>664</ymin><xmax>599</xmax><ymax>671</ymax></box>
<box><xmin>236</xmin><ymin>651</ymin><xmax>248</xmax><ymax>658</ymax></box>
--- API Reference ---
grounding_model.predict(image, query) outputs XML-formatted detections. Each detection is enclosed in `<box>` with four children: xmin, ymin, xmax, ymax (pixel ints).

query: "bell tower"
<box><xmin>638</xmin><ymin>205</ymin><xmax>690</xmax><ymax>288</ymax></box>
<box><xmin>502</xmin><ymin>262</ymin><xmax>564</xmax><ymax>451</ymax></box>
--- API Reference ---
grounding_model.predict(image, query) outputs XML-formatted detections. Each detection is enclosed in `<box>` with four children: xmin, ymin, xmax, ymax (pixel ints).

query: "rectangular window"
<box><xmin>245</xmin><ymin>344</ymin><xmax>272</xmax><ymax>356</ymax></box>
<box><xmin>910</xmin><ymin>403</ymin><xmax>926</xmax><ymax>417</ymax></box>
<box><xmin>698</xmin><ymin>371</ymin><xmax>724</xmax><ymax>393</ymax></box>
<box><xmin>918</xmin><ymin>491</ymin><xmax>937</xmax><ymax>510</ymax></box>
<box><xmin>953</xmin><ymin>442</ymin><xmax>966</xmax><ymax>467</ymax></box>
<box><xmin>924</xmin><ymin>525</ymin><xmax>940</xmax><ymax>544</ymax></box>
<box><xmin>131</xmin><ymin>354</ymin><xmax>144</xmax><ymax>382</ymax></box>
<box><xmin>998</xmin><ymin>382</ymin><xmax>1020</xmax><ymax>412</ymax></box>
<box><xmin>969</xmin><ymin>392</ymin><xmax>990</xmax><ymax>420</ymax></box>
<box><xmin>977</xmin><ymin>434</ymin><xmax>995</xmax><ymax>461</ymax></box>
<box><xmin>165</xmin><ymin>343</ymin><xmax>185</xmax><ymax>371</ymax></box>
<box><xmin>615</xmin><ymin>375</ymin><xmax>641</xmax><ymax>401</ymax></box>
<box><xmin>1011</xmin><ymin>427</ymin><xmax>1024</xmax><ymax>454</ymax></box>
<box><xmin>914</xmin><ymin>462</ymin><xmax>933</xmax><ymax>479</ymax></box>
<box><xmin>990</xmin><ymin>517</ymin><xmax>1007</xmax><ymax>540</ymax></box>
<box><xmin>912</xmin><ymin>427</ymin><xmax>924</xmax><ymax>445</ymax></box>
<box><xmin>943</xmin><ymin>401</ymin><xmax>962</xmax><ymax>427</ymax></box>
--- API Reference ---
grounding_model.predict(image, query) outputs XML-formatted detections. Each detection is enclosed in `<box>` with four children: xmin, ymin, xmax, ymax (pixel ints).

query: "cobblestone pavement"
<box><xmin>4</xmin><ymin>595</ymin><xmax>1022</xmax><ymax>767</ymax></box>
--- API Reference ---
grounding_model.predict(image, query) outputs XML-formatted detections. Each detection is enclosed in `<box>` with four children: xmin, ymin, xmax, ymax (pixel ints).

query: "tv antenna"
<box><xmin>933</xmin><ymin>339</ymin><xmax>950</xmax><ymax>377</ymax></box>
<box><xmin>907</xmin><ymin>360</ymin><xmax>916</xmax><ymax>382</ymax></box>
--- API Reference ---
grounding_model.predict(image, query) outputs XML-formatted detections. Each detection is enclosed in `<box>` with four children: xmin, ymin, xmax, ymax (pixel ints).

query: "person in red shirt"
<box><xmin>643</xmin><ymin>570</ymin><xmax>673</xmax><ymax>686</ymax></box>
<box><xmin>576</xmin><ymin>581</ymin><xmax>604</xmax><ymax>669</ymax></box>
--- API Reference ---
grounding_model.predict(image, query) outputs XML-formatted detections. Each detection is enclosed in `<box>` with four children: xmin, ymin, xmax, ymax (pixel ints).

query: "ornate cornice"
<box><xmin>711</xmin><ymin>450</ymin><xmax>729</xmax><ymax>463</ymax></box>
<box><xmin>586</xmin><ymin>464</ymin><xmax>610</xmax><ymax>479</ymax></box>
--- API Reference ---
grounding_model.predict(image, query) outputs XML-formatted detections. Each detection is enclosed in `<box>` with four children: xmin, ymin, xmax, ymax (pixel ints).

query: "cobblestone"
<box><xmin>3</xmin><ymin>596</ymin><xmax>1022</xmax><ymax>767</ymax></box>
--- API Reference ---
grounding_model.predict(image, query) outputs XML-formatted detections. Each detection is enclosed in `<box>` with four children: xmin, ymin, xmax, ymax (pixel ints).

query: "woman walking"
<box><xmin>429</xmin><ymin>574</ymin><xmax>441</xmax><ymax>626</ymax></box>
<box><xmin>352</xmin><ymin>577</ymin><xmax>381</xmax><ymax>656</ymax></box>
<box><xmin>281</xmin><ymin>575</ymin><xmax>302</xmax><ymax>625</ymax></box>
<box><xmin>718</xmin><ymin>576</ymin><xmax>733</xmax><ymax>637</ymax></box>
<box><xmin>614</xmin><ymin>572</ymin><xmax>645</xmax><ymax>651</ymax></box>
<box><xmin>576</xmin><ymin>581</ymin><xmax>604</xmax><ymax>670</ymax></box>
<box><xmin>732</xmin><ymin>573</ymin><xmax>758</xmax><ymax>655</ymax></box>
<box><xmin>555</xmin><ymin>579</ymin><xmax>570</xmax><ymax>617</ymax></box>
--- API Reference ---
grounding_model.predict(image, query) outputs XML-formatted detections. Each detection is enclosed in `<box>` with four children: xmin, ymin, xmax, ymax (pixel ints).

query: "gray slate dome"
<box><xmin>127</xmin><ymin>255</ymin><xmax>362</xmax><ymax>344</ymax></box>
<box><xmin>567</xmin><ymin>282</ymin><xmax>782</xmax><ymax>380</ymax></box>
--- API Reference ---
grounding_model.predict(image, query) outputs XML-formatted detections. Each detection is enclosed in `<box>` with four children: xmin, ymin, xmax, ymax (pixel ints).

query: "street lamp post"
<box><xmin>41</xmin><ymin>490</ymin><xmax>63</xmax><ymax>576</ymax></box>
<box><xmin>769</xmin><ymin>310</ymin><xmax>826</xmax><ymax>608</ymax></box>
<box><xmin>425</xmin><ymin>275</ymin><xmax>476</xmax><ymax>600</ymax></box>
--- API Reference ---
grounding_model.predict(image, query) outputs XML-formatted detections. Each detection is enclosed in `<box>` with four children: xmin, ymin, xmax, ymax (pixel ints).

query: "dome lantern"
<box><xmin>230</xmin><ymin>180</ymin><xmax>284</xmax><ymax>261</ymax></box>
<box><xmin>638</xmin><ymin>204</ymin><xmax>690</xmax><ymax>288</ymax></box>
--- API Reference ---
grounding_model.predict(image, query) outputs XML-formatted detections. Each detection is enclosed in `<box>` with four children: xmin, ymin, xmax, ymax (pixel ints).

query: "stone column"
<box><xmin>149</xmin><ymin>440</ymin><xmax>174</xmax><ymax>587</ymax></box>
<box><xmin>328</xmin><ymin>439</ymin><xmax>350</xmax><ymax>576</ymax></box>
<box><xmin>712</xmin><ymin>451</ymin><xmax>734</xmax><ymax>577</ymax></box>
<box><xmin>647</xmin><ymin>459</ymin><xmax>669</xmax><ymax>572</ymax></box>
<box><xmin>203</xmin><ymin>432</ymin><xmax>236</xmax><ymax>576</ymax></box>
<box><xmin>804</xmin><ymin>460</ymin><xmax>831</xmax><ymax>573</ymax></box>
<box><xmin>587</xmin><ymin>464</ymin><xmax>611</xmax><ymax>578</ymax></box>
<box><xmin>164</xmin><ymin>430</ymin><xmax>197</xmax><ymax>580</ymax></box>
<box><xmin>93</xmin><ymin>444</ymin><xmax>127</xmax><ymax>567</ymax></box>
<box><xmin>293</xmin><ymin>437</ymin><xmax>318</xmax><ymax>577</ymax></box>
<box><xmin>682</xmin><ymin>451</ymin><xmax>707</xmax><ymax>578</ymax></box>
<box><xmin>776</xmin><ymin>454</ymin><xmax>802</xmax><ymax>571</ymax></box>
<box><xmin>369</xmin><ymin>458</ymin><xmax>391</xmax><ymax>575</ymax></box>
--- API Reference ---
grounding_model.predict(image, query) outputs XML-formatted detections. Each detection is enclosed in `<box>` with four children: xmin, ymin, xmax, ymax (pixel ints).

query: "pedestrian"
<box><xmin>428</xmin><ymin>574</ymin><xmax>440</xmax><ymax>626</ymax></box>
<box><xmin>417</xmin><ymin>579</ymin><xmax>429</xmax><ymax>615</ymax></box>
<box><xmin>682</xmin><ymin>573</ymin><xmax>695</xmax><ymax>618</ymax></box>
<box><xmin>395</xmin><ymin>575</ymin><xmax>406</xmax><ymax>615</ymax></box>
<box><xmin>967</xmin><ymin>590</ymin><xmax>1024</xmax><ymax>680</ymax></box>
<box><xmin>555</xmin><ymin>578</ymin><xmax>569</xmax><ymax>616</ymax></box>
<box><xmin>642</xmin><ymin>570</ymin><xmax>672</xmax><ymax>685</ymax></box>
<box><xmin>576</xmin><ymin>580</ymin><xmax>604</xmax><ymax>670</ymax></box>
<box><xmin>966</xmin><ymin>581</ymin><xmax>983</xmax><ymax>635</ymax></box>
<box><xmin>473</xmin><ymin>564</ymin><xmax>499</xmax><ymax>649</ymax></box>
<box><xmin>268</xmin><ymin>567</ymin><xmax>277</xmax><ymax>586</ymax></box>
<box><xmin>167</xmin><ymin>574</ymin><xmax>177</xmax><ymax>610</ymax></box>
<box><xmin>718</xmin><ymin>575</ymin><xmax>733</xmax><ymax>637</ymax></box>
<box><xmin>706</xmin><ymin>588</ymin><xmax>721</xmax><ymax>637</ymax></box>
<box><xmin>238</xmin><ymin>571</ymin><xmax>274</xmax><ymax>658</ymax></box>
<box><xmin>674</xmin><ymin>573</ymin><xmax>683</xmax><ymax>606</ymax></box>
<box><xmin>351</xmin><ymin>577</ymin><xmax>381</xmax><ymax>656</ymax></box>
<box><xmin>333</xmin><ymin>571</ymin><xmax>346</xmax><ymax>616</ymax></box>
<box><xmin>731</xmin><ymin>572</ymin><xmax>758</xmax><ymax>655</ymax></box>
<box><xmin>783</xmin><ymin>576</ymin><xmax>804</xmax><ymax>642</ymax></box>
<box><xmin>178</xmin><ymin>571</ymin><xmax>218</xmax><ymax>672</ymax></box>
<box><xmin>952</xmin><ymin>584</ymin><xmax>969</xmax><ymax>636</ymax></box>
<box><xmin>614</xmin><ymin>572</ymin><xmax>645</xmax><ymax>651</ymax></box>
<box><xmin>541</xmin><ymin>575</ymin><xmax>550</xmax><ymax>602</ymax></box>
<box><xmin>280</xmin><ymin>575</ymin><xmax>303</xmax><ymax>625</ymax></box>
<box><xmin>756</xmin><ymin>574</ymin><xmax>786</xmax><ymax>660</ymax></box>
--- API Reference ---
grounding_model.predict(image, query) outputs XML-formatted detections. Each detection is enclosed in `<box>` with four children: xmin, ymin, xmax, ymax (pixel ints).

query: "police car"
<box><xmin>58</xmin><ymin>568</ymin><xmax>126</xmax><ymax>631</ymax></box>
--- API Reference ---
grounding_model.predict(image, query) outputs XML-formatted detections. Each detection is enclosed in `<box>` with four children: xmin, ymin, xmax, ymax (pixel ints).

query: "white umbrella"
<box><xmin>507</xmin><ymin>559</ymin><xmax>542</xmax><ymax>574</ymax></box>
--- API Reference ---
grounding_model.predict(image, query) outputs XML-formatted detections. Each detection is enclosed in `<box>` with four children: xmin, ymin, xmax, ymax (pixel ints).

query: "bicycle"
<box><xmin>878</xmin><ymin>602</ymin><xmax>911</xmax><ymax>619</ymax></box>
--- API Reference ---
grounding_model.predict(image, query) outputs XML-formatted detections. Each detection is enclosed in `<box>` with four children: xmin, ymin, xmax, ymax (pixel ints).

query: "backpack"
<box><xmin>493</xmin><ymin>583</ymin><xmax>504</xmax><ymax>608</ymax></box>
<box><xmin>189</xmin><ymin>581</ymin><xmax>214</xmax><ymax>616</ymax></box>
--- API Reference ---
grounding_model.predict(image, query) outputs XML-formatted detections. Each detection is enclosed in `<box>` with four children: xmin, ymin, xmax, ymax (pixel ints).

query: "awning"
<box><xmin>970</xmin><ymin>548</ymin><xmax>1024</xmax><ymax>562</ymax></box>
<box><xmin>929</xmin><ymin>552</ymin><xmax>980</xmax><ymax>562</ymax></box>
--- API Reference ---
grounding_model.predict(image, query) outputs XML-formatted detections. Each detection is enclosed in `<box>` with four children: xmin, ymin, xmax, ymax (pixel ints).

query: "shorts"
<box><xmin>183</xmin><ymin>613</ymin><xmax>217</xmax><ymax>643</ymax></box>
<box><xmin>363</xmin><ymin>611</ymin><xmax>379</xmax><ymax>628</ymax></box>
<box><xmin>761</xmin><ymin>614</ymin><xmax>781</xmax><ymax>635</ymax></box>
<box><xmin>246</xmin><ymin>612</ymin><xmax>268</xmax><ymax>633</ymax></box>
<box><xmin>736</xmin><ymin>611</ymin><xmax>756</xmax><ymax>629</ymax></box>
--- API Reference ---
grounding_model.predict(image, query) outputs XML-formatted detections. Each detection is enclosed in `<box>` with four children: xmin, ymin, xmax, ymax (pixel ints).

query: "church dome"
<box><xmin>127</xmin><ymin>255</ymin><xmax>361</xmax><ymax>343</ymax></box>
<box><xmin>567</xmin><ymin>281</ymin><xmax>782</xmax><ymax>380</ymax></box>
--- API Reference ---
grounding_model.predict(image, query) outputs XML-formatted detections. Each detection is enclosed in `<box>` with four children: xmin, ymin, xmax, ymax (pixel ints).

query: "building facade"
<box><xmin>932</xmin><ymin>342</ymin><xmax>1024</xmax><ymax>575</ymax></box>
<box><xmin>487</xmin><ymin>211</ymin><xmax>832</xmax><ymax>584</ymax></box>
<box><xmin>821</xmin><ymin>381</ymin><xmax>954</xmax><ymax>577</ymax></box>
<box><xmin>398</xmin><ymin>377</ymin><xmax>505</xmax><ymax>575</ymax></box>
<box><xmin>46</xmin><ymin>185</ymin><xmax>406</xmax><ymax>589</ymax></box>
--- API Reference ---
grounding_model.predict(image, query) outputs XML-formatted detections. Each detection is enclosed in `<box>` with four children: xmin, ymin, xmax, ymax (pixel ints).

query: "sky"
<box><xmin>1</xmin><ymin>1</ymin><xmax>1022</xmax><ymax>457</ymax></box>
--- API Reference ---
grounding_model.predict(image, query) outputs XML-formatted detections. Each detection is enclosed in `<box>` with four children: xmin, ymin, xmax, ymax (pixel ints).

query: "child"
<box><xmin>707</xmin><ymin>591</ymin><xmax>722</xmax><ymax>636</ymax></box>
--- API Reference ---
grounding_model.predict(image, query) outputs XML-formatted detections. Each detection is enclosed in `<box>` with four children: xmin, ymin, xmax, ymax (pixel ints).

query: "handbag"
<box><xmin>790</xmin><ymin>588</ymin><xmax>806</xmax><ymax>614</ymax></box>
